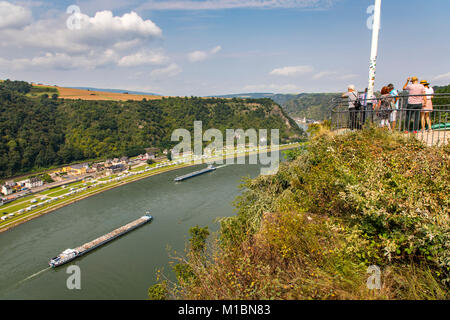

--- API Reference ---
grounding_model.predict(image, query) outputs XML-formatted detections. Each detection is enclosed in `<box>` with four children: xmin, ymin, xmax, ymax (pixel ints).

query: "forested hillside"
<box><xmin>211</xmin><ymin>92</ymin><xmax>341</xmax><ymax>121</ymax></box>
<box><xmin>0</xmin><ymin>81</ymin><xmax>304</xmax><ymax>178</ymax></box>
<box><xmin>277</xmin><ymin>93</ymin><xmax>340</xmax><ymax>120</ymax></box>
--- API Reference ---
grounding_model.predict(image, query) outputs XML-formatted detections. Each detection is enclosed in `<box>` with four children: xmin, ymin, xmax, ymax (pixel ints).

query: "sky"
<box><xmin>0</xmin><ymin>0</ymin><xmax>449</xmax><ymax>96</ymax></box>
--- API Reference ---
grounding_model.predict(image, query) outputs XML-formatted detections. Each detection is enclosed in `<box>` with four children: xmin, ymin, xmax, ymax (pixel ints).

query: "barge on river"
<box><xmin>174</xmin><ymin>165</ymin><xmax>216</xmax><ymax>182</ymax></box>
<box><xmin>49</xmin><ymin>214</ymin><xmax>153</xmax><ymax>268</ymax></box>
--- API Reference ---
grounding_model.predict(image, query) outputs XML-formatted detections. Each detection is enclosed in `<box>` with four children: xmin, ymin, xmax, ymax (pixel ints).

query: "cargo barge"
<box><xmin>49</xmin><ymin>214</ymin><xmax>153</xmax><ymax>267</ymax></box>
<box><xmin>174</xmin><ymin>165</ymin><xmax>216</xmax><ymax>182</ymax></box>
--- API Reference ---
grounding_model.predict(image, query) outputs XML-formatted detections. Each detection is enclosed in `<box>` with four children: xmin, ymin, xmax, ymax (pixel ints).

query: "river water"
<box><xmin>0</xmin><ymin>158</ymin><xmax>275</xmax><ymax>299</ymax></box>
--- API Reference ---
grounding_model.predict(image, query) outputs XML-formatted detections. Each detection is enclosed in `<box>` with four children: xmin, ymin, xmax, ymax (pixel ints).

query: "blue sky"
<box><xmin>0</xmin><ymin>0</ymin><xmax>449</xmax><ymax>96</ymax></box>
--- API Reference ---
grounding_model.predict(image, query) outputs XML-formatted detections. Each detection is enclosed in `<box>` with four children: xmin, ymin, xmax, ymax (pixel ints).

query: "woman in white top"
<box><xmin>420</xmin><ymin>80</ymin><xmax>434</xmax><ymax>131</ymax></box>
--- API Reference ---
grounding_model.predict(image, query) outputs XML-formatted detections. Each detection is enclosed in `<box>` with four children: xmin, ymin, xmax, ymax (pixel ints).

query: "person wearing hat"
<box><xmin>420</xmin><ymin>80</ymin><xmax>434</xmax><ymax>131</ymax></box>
<box><xmin>403</xmin><ymin>77</ymin><xmax>427</xmax><ymax>131</ymax></box>
<box><xmin>342</xmin><ymin>84</ymin><xmax>359</xmax><ymax>130</ymax></box>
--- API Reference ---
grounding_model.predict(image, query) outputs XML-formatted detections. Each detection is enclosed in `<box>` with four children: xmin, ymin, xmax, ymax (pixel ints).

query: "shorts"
<box><xmin>422</xmin><ymin>100</ymin><xmax>433</xmax><ymax>112</ymax></box>
<box><xmin>390</xmin><ymin>110</ymin><xmax>397</xmax><ymax>122</ymax></box>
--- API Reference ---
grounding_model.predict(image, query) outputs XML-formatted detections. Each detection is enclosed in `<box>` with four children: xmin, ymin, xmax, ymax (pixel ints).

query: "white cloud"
<box><xmin>0</xmin><ymin>48</ymin><xmax>174</xmax><ymax>70</ymax></box>
<box><xmin>188</xmin><ymin>50</ymin><xmax>208</xmax><ymax>62</ymax></box>
<box><xmin>434</xmin><ymin>72</ymin><xmax>450</xmax><ymax>81</ymax></box>
<box><xmin>339</xmin><ymin>74</ymin><xmax>358</xmax><ymax>80</ymax></box>
<box><xmin>0</xmin><ymin>7</ymin><xmax>168</xmax><ymax>71</ymax></box>
<box><xmin>313</xmin><ymin>71</ymin><xmax>337</xmax><ymax>80</ymax></box>
<box><xmin>210</xmin><ymin>45</ymin><xmax>222</xmax><ymax>54</ymax></box>
<box><xmin>139</xmin><ymin>0</ymin><xmax>335</xmax><ymax>11</ymax></box>
<box><xmin>269</xmin><ymin>65</ymin><xmax>314</xmax><ymax>77</ymax></box>
<box><xmin>0</xmin><ymin>1</ymin><xmax>32</xmax><ymax>29</ymax></box>
<box><xmin>0</xmin><ymin>9</ymin><xmax>162</xmax><ymax>53</ymax></box>
<box><xmin>118</xmin><ymin>50</ymin><xmax>169</xmax><ymax>67</ymax></box>
<box><xmin>312</xmin><ymin>71</ymin><xmax>358</xmax><ymax>80</ymax></box>
<box><xmin>79</xmin><ymin>10</ymin><xmax>162</xmax><ymax>38</ymax></box>
<box><xmin>188</xmin><ymin>45</ymin><xmax>222</xmax><ymax>62</ymax></box>
<box><xmin>243</xmin><ymin>83</ymin><xmax>302</xmax><ymax>93</ymax></box>
<box><xmin>0</xmin><ymin>50</ymin><xmax>119</xmax><ymax>70</ymax></box>
<box><xmin>150</xmin><ymin>63</ymin><xmax>182</xmax><ymax>77</ymax></box>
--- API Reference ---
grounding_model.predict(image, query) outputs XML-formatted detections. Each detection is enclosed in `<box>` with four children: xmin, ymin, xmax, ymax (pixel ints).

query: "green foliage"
<box><xmin>148</xmin><ymin>281</ymin><xmax>168</xmax><ymax>300</ymax></box>
<box><xmin>278</xmin><ymin>93</ymin><xmax>340</xmax><ymax>120</ymax></box>
<box><xmin>282</xmin><ymin>146</ymin><xmax>306</xmax><ymax>161</ymax></box>
<box><xmin>166</xmin><ymin>127</ymin><xmax>449</xmax><ymax>299</ymax></box>
<box><xmin>39</xmin><ymin>173</ymin><xmax>54</xmax><ymax>183</ymax></box>
<box><xmin>433</xmin><ymin>85</ymin><xmax>450</xmax><ymax>112</ymax></box>
<box><xmin>0</xmin><ymin>81</ymin><xmax>304</xmax><ymax>178</ymax></box>
<box><xmin>0</xmin><ymin>79</ymin><xmax>32</xmax><ymax>94</ymax></box>
<box><xmin>173</xmin><ymin>263</ymin><xmax>196</xmax><ymax>285</ymax></box>
<box><xmin>125</xmin><ymin>146</ymin><xmax>146</xmax><ymax>158</ymax></box>
<box><xmin>29</xmin><ymin>86</ymin><xmax>58</xmax><ymax>94</ymax></box>
<box><xmin>234</xmin><ymin>128</ymin><xmax>449</xmax><ymax>283</ymax></box>
<box><xmin>306</xmin><ymin>123</ymin><xmax>321</xmax><ymax>136</ymax></box>
<box><xmin>189</xmin><ymin>226</ymin><xmax>210</xmax><ymax>253</ymax></box>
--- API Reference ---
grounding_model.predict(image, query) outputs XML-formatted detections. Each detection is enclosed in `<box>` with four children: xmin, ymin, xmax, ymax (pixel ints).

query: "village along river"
<box><xmin>0</xmin><ymin>154</ymin><xmax>285</xmax><ymax>299</ymax></box>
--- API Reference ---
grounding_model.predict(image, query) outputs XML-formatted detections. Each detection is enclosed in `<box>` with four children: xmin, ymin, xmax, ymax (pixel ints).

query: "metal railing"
<box><xmin>330</xmin><ymin>93</ymin><xmax>450</xmax><ymax>146</ymax></box>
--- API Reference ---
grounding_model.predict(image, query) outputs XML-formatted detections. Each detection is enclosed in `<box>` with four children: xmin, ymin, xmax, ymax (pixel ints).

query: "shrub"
<box><xmin>153</xmin><ymin>127</ymin><xmax>449</xmax><ymax>299</ymax></box>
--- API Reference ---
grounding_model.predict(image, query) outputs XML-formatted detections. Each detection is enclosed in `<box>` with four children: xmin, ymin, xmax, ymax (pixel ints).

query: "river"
<box><xmin>0</xmin><ymin>156</ymin><xmax>280</xmax><ymax>299</ymax></box>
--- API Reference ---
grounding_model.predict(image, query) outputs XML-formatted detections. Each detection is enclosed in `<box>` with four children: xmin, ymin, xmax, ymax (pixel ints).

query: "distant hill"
<box><xmin>70</xmin><ymin>87</ymin><xmax>160</xmax><ymax>96</ymax></box>
<box><xmin>210</xmin><ymin>92</ymin><xmax>339</xmax><ymax>121</ymax></box>
<box><xmin>279</xmin><ymin>93</ymin><xmax>340</xmax><ymax>121</ymax></box>
<box><xmin>210</xmin><ymin>93</ymin><xmax>277</xmax><ymax>99</ymax></box>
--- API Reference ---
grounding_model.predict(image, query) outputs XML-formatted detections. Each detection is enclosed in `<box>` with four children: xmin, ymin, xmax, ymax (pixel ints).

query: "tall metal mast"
<box><xmin>368</xmin><ymin>0</ymin><xmax>382</xmax><ymax>99</ymax></box>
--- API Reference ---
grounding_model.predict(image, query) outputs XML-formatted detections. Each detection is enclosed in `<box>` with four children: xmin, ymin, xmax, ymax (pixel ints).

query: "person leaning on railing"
<box><xmin>388</xmin><ymin>84</ymin><xmax>399</xmax><ymax>130</ymax></box>
<box><xmin>420</xmin><ymin>80</ymin><xmax>434</xmax><ymax>132</ymax></box>
<box><xmin>376</xmin><ymin>86</ymin><xmax>394</xmax><ymax>128</ymax></box>
<box><xmin>342</xmin><ymin>84</ymin><xmax>359</xmax><ymax>130</ymax></box>
<box><xmin>403</xmin><ymin>77</ymin><xmax>427</xmax><ymax>131</ymax></box>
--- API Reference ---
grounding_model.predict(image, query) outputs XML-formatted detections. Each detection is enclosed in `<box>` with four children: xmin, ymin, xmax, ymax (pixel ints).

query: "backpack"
<box><xmin>352</xmin><ymin>92</ymin><xmax>362</xmax><ymax>110</ymax></box>
<box><xmin>354</xmin><ymin>98</ymin><xmax>362</xmax><ymax>110</ymax></box>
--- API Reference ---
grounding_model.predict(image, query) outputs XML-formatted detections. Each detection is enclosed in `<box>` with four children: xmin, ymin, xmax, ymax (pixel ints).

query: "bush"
<box><xmin>148</xmin><ymin>281</ymin><xmax>168</xmax><ymax>300</ymax></box>
<box><xmin>152</xmin><ymin>127</ymin><xmax>449</xmax><ymax>299</ymax></box>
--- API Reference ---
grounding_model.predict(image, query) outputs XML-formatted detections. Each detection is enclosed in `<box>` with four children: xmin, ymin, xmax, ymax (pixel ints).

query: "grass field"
<box><xmin>39</xmin><ymin>85</ymin><xmax>164</xmax><ymax>101</ymax></box>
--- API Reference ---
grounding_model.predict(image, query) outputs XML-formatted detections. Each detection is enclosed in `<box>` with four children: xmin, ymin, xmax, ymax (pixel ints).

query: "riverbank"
<box><xmin>0</xmin><ymin>143</ymin><xmax>303</xmax><ymax>233</ymax></box>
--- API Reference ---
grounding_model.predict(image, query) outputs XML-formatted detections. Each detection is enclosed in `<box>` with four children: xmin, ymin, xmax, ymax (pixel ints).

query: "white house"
<box><xmin>143</xmin><ymin>152</ymin><xmax>156</xmax><ymax>160</ymax></box>
<box><xmin>1</xmin><ymin>185</ymin><xmax>13</xmax><ymax>196</ymax></box>
<box><xmin>25</xmin><ymin>178</ymin><xmax>43</xmax><ymax>189</ymax></box>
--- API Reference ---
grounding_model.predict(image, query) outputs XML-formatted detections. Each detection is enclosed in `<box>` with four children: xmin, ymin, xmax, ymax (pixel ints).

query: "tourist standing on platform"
<box><xmin>376</xmin><ymin>86</ymin><xmax>393</xmax><ymax>128</ymax></box>
<box><xmin>388</xmin><ymin>83</ymin><xmax>399</xmax><ymax>130</ymax></box>
<box><xmin>342</xmin><ymin>85</ymin><xmax>359</xmax><ymax>130</ymax></box>
<box><xmin>403</xmin><ymin>77</ymin><xmax>427</xmax><ymax>131</ymax></box>
<box><xmin>359</xmin><ymin>88</ymin><xmax>369</xmax><ymax>125</ymax></box>
<box><xmin>420</xmin><ymin>80</ymin><xmax>434</xmax><ymax>132</ymax></box>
